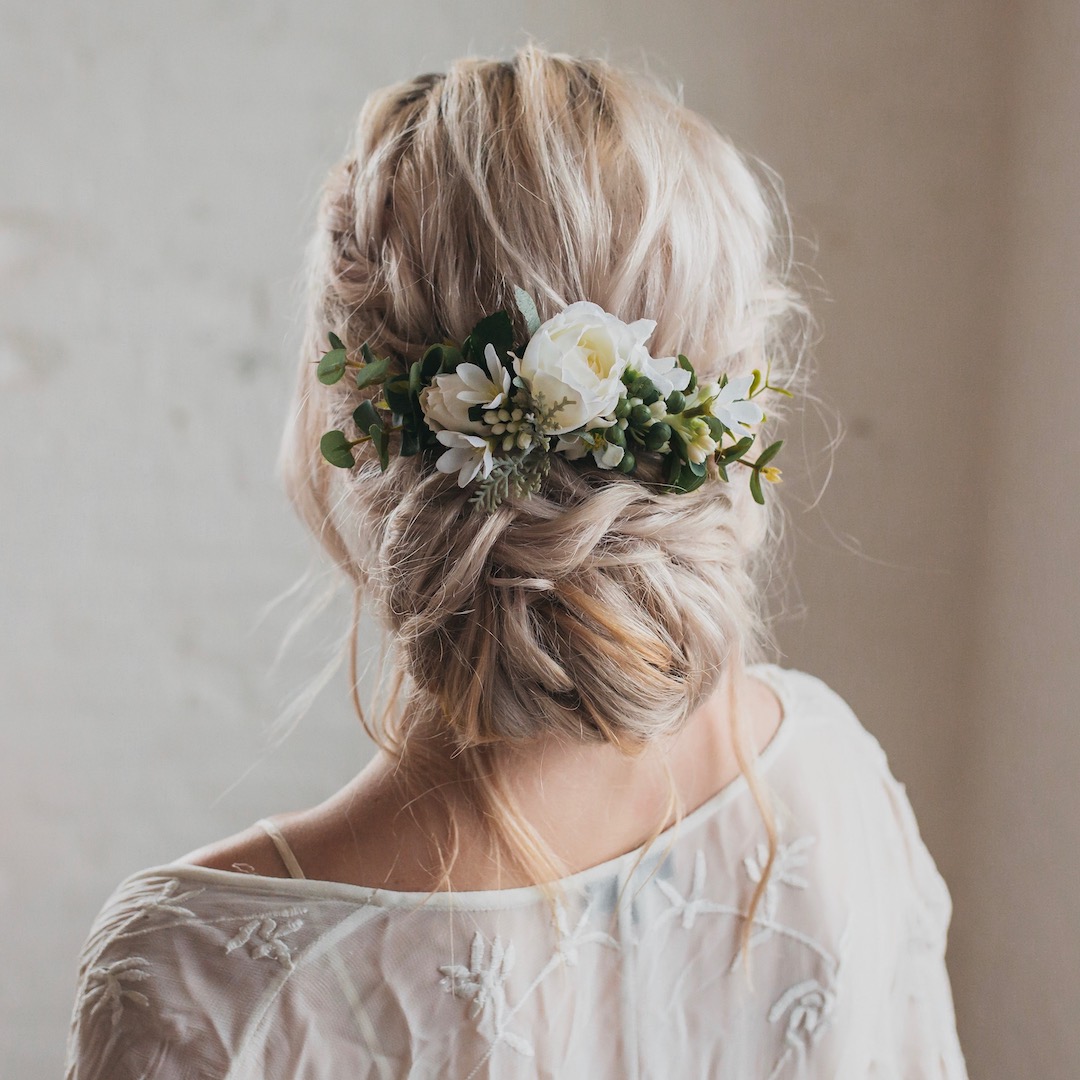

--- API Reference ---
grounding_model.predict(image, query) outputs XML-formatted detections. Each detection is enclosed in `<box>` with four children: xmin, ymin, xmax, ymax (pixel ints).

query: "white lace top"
<box><xmin>64</xmin><ymin>664</ymin><xmax>969</xmax><ymax>1079</ymax></box>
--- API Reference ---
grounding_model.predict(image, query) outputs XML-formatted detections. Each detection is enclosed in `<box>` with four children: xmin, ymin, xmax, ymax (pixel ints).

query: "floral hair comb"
<box><xmin>317</xmin><ymin>288</ymin><xmax>788</xmax><ymax>513</ymax></box>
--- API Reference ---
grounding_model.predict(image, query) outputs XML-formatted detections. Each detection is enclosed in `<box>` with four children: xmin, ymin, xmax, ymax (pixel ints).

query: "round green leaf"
<box><xmin>352</xmin><ymin>400</ymin><xmax>380</xmax><ymax>432</ymax></box>
<box><xmin>317</xmin><ymin>348</ymin><xmax>347</xmax><ymax>385</ymax></box>
<box><xmin>355</xmin><ymin>355</ymin><xmax>391</xmax><ymax>390</ymax></box>
<box><xmin>320</xmin><ymin>430</ymin><xmax>355</xmax><ymax>469</ymax></box>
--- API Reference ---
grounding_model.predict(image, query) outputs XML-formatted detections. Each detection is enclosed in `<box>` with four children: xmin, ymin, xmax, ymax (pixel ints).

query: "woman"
<box><xmin>65</xmin><ymin>44</ymin><xmax>969</xmax><ymax>1078</ymax></box>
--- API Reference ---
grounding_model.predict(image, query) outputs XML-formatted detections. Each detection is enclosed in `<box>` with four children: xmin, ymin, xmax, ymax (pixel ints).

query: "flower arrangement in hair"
<box><xmin>317</xmin><ymin>288</ymin><xmax>789</xmax><ymax>512</ymax></box>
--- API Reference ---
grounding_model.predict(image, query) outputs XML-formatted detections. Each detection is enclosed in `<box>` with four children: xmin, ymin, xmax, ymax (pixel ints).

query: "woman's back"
<box><xmin>64</xmin><ymin>665</ymin><xmax>967</xmax><ymax>1079</ymax></box>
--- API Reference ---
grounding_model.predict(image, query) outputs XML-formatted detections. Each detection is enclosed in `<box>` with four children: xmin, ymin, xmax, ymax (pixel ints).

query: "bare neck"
<box><xmin>278</xmin><ymin>668</ymin><xmax>783</xmax><ymax>893</ymax></box>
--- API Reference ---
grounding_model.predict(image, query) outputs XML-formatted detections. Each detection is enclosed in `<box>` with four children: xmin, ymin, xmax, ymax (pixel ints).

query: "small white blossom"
<box><xmin>698</xmin><ymin>373</ymin><xmax>765</xmax><ymax>440</ymax></box>
<box><xmin>455</xmin><ymin>343</ymin><xmax>513</xmax><ymax>411</ymax></box>
<box><xmin>593</xmin><ymin>440</ymin><xmax>625</xmax><ymax>469</ymax></box>
<box><xmin>435</xmin><ymin>431</ymin><xmax>495</xmax><ymax>487</ymax></box>
<box><xmin>632</xmin><ymin>349</ymin><xmax>692</xmax><ymax>397</ymax></box>
<box><xmin>668</xmin><ymin>415</ymin><xmax>717</xmax><ymax>464</ymax></box>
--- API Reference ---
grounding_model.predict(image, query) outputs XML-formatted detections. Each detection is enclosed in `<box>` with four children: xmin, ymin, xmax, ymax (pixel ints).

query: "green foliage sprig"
<box><xmin>316</xmin><ymin>289</ymin><xmax>790</xmax><ymax>512</ymax></box>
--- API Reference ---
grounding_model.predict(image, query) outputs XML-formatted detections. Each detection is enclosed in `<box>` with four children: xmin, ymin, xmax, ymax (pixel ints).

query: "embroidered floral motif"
<box><xmin>133</xmin><ymin>878</ymin><xmax>204</xmax><ymax>922</ymax></box>
<box><xmin>766</xmin><ymin>978</ymin><xmax>837</xmax><ymax>1079</ymax></box>
<box><xmin>439</xmin><ymin>932</ymin><xmax>517</xmax><ymax>1022</ymax></box>
<box><xmin>225</xmin><ymin>907</ymin><xmax>307</xmax><ymax>968</ymax></box>
<box><xmin>744</xmin><ymin>835</ymin><xmax>815</xmax><ymax>915</ymax></box>
<box><xmin>83</xmin><ymin>956</ymin><xmax>152</xmax><ymax>1029</ymax></box>
<box><xmin>553</xmin><ymin>896</ymin><xmax>618</xmax><ymax>966</ymax></box>
<box><xmin>656</xmin><ymin>848</ymin><xmax>739</xmax><ymax>929</ymax></box>
<box><xmin>439</xmin><ymin>932</ymin><xmax>534</xmax><ymax>1061</ymax></box>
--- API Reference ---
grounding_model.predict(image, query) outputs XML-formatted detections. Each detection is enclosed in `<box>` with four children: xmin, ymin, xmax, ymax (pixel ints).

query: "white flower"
<box><xmin>514</xmin><ymin>301</ymin><xmax>660</xmax><ymax>435</ymax></box>
<box><xmin>593</xmin><ymin>441</ymin><xmax>625</xmax><ymax>469</ymax></box>
<box><xmin>704</xmin><ymin>373</ymin><xmax>764</xmax><ymax>436</ymax></box>
<box><xmin>554</xmin><ymin>432</ymin><xmax>590</xmax><ymax>459</ymax></box>
<box><xmin>420</xmin><ymin>345</ymin><xmax>511</xmax><ymax>436</ymax></box>
<box><xmin>435</xmin><ymin>430</ymin><xmax>495</xmax><ymax>487</ymax></box>
<box><xmin>553</xmin><ymin>428</ymin><xmax>624</xmax><ymax>469</ymax></box>
<box><xmin>668</xmin><ymin>415</ymin><xmax>718</xmax><ymax>464</ymax></box>
<box><xmin>633</xmin><ymin>350</ymin><xmax>692</xmax><ymax>397</ymax></box>
<box><xmin>457</xmin><ymin>343</ymin><xmax>513</xmax><ymax>410</ymax></box>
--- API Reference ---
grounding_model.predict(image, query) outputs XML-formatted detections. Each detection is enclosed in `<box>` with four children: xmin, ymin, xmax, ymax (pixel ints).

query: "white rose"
<box><xmin>419</xmin><ymin>346</ymin><xmax>511</xmax><ymax>436</ymax></box>
<box><xmin>420</xmin><ymin>376</ymin><xmax>487</xmax><ymax>436</ymax></box>
<box><xmin>514</xmin><ymin>301</ymin><xmax>658</xmax><ymax>435</ymax></box>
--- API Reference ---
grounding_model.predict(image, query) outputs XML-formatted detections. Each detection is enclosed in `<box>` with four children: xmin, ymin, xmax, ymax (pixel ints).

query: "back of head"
<box><xmin>281</xmin><ymin>44</ymin><xmax>806</xmax><ymax>881</ymax></box>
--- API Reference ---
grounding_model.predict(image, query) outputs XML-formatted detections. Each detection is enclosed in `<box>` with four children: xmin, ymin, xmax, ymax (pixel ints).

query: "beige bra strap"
<box><xmin>255</xmin><ymin>817</ymin><xmax>307</xmax><ymax>880</ymax></box>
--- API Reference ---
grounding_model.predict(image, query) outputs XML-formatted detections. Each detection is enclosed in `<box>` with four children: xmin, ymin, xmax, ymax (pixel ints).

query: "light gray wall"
<box><xmin>3</xmin><ymin>3</ymin><xmax>1077</xmax><ymax>1078</ymax></box>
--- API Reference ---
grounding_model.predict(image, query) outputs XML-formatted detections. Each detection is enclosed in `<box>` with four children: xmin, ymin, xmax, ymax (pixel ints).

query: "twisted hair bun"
<box><xmin>280</xmin><ymin>44</ymin><xmax>809</xmax><ymax>906</ymax></box>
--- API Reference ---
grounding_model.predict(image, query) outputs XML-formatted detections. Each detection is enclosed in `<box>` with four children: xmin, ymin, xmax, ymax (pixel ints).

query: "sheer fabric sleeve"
<box><xmin>64</xmin><ymin>874</ymin><xmax>232</xmax><ymax>1080</ymax></box>
<box><xmin>874</xmin><ymin>766</ymin><xmax>970</xmax><ymax>1078</ymax></box>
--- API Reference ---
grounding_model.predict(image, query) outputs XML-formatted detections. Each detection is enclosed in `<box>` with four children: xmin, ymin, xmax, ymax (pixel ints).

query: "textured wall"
<box><xmin>955</xmin><ymin>1</ymin><xmax>1080</xmax><ymax>1073</ymax></box>
<box><xmin>3</xmin><ymin>2</ymin><xmax>1076</xmax><ymax>1078</ymax></box>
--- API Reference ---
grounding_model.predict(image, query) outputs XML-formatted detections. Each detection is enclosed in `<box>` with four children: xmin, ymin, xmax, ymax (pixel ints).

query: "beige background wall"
<box><xmin>2</xmin><ymin>2</ymin><xmax>1076</xmax><ymax>1077</ymax></box>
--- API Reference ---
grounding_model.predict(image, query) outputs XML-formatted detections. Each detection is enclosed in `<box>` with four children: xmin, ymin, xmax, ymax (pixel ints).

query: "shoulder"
<box><xmin>64</xmin><ymin>858</ymin><xmax>328</xmax><ymax>1080</ymax></box>
<box><xmin>179</xmin><ymin>818</ymin><xmax>295</xmax><ymax>878</ymax></box>
<box><xmin>767</xmin><ymin>663</ymin><xmax>954</xmax><ymax>939</ymax></box>
<box><xmin>761</xmin><ymin>662</ymin><xmax>898</xmax><ymax>784</ymax></box>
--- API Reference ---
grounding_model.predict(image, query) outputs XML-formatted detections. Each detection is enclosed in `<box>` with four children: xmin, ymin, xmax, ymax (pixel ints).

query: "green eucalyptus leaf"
<box><xmin>722</xmin><ymin>435</ymin><xmax>755</xmax><ymax>462</ymax></box>
<box><xmin>750</xmin><ymin>467</ymin><xmax>765</xmax><ymax>505</ymax></box>
<box><xmin>352</xmin><ymin>400</ymin><xmax>380</xmax><ymax>432</ymax></box>
<box><xmin>327</xmin><ymin>332</ymin><xmax>344</xmax><ymax>351</ymax></box>
<box><xmin>438</xmin><ymin>345</ymin><xmax>464</xmax><ymax>373</ymax></box>
<box><xmin>408</xmin><ymin>360</ymin><xmax>423</xmax><ymax>401</ymax></box>
<box><xmin>400</xmin><ymin>424</ymin><xmax>420</xmax><ymax>457</ymax></box>
<box><xmin>369</xmin><ymin>424</ymin><xmax>390</xmax><ymax>470</ymax></box>
<box><xmin>320</xmin><ymin>430</ymin><xmax>355</xmax><ymax>469</ymax></box>
<box><xmin>675</xmin><ymin>462</ymin><xmax>708</xmax><ymax>493</ymax></box>
<box><xmin>513</xmin><ymin>286</ymin><xmax>542</xmax><ymax>337</ymax></box>
<box><xmin>664</xmin><ymin>451</ymin><xmax>683</xmax><ymax>485</ymax></box>
<box><xmin>754</xmin><ymin>439</ymin><xmax>784</xmax><ymax>468</ymax></box>
<box><xmin>716</xmin><ymin>460</ymin><xmax>730</xmax><ymax>482</ymax></box>
<box><xmin>420</xmin><ymin>344</ymin><xmax>445</xmax><ymax>380</ymax></box>
<box><xmin>317</xmin><ymin>348</ymin><xmax>347</xmax><ymax>385</ymax></box>
<box><xmin>687</xmin><ymin>459</ymin><xmax>706</xmax><ymax>477</ymax></box>
<box><xmin>355</xmin><ymin>355</ymin><xmax>391</xmax><ymax>390</ymax></box>
<box><xmin>383</xmin><ymin>375</ymin><xmax>413</xmax><ymax>416</ymax></box>
<box><xmin>466</xmin><ymin>310</ymin><xmax>514</xmax><ymax>362</ymax></box>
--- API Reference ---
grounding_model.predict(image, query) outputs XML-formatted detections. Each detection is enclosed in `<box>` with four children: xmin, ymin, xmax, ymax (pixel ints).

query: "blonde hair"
<box><xmin>280</xmin><ymin>43</ymin><xmax>810</xmax><ymax>982</ymax></box>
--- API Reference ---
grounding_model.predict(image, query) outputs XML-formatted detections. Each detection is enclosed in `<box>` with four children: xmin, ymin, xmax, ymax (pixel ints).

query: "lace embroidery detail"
<box><xmin>554</xmin><ymin>895</ymin><xmax>618</xmax><ymax>964</ymax></box>
<box><xmin>656</xmin><ymin>848</ymin><xmax>739</xmax><ymax>929</ymax></box>
<box><xmin>438</xmin><ymin>894</ymin><xmax>619</xmax><ymax>1079</ymax></box>
<box><xmin>439</xmin><ymin>932</ymin><xmax>534</xmax><ymax>1061</ymax></box>
<box><xmin>225</xmin><ymin>906</ymin><xmax>308</xmax><ymax>968</ymax></box>
<box><xmin>766</xmin><ymin>978</ymin><xmax>837</xmax><ymax>1080</ymax></box>
<box><xmin>133</xmin><ymin>878</ymin><xmax>205</xmax><ymax>921</ymax></box>
<box><xmin>83</xmin><ymin>956</ymin><xmax>152</xmax><ymax>1029</ymax></box>
<box><xmin>650</xmin><ymin>833</ymin><xmax>842</xmax><ymax>1077</ymax></box>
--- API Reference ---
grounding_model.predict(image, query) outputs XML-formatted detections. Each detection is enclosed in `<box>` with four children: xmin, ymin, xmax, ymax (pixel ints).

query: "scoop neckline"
<box><xmin>139</xmin><ymin>662</ymin><xmax>799</xmax><ymax>912</ymax></box>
